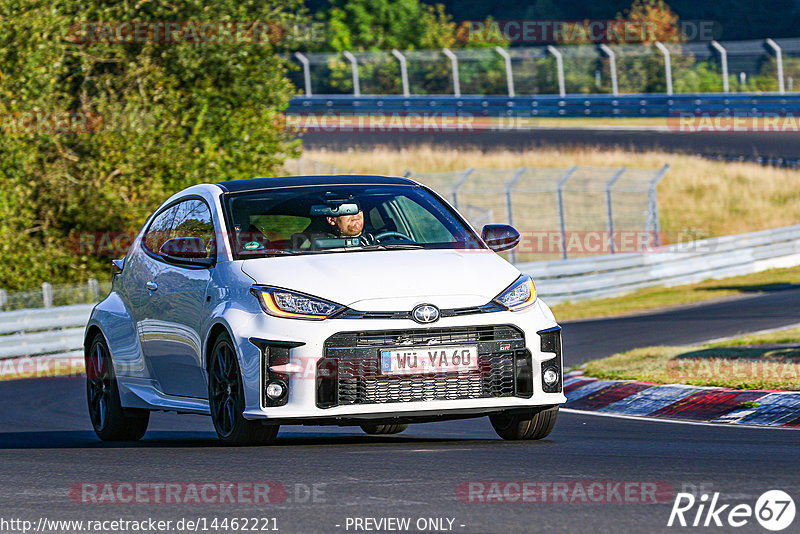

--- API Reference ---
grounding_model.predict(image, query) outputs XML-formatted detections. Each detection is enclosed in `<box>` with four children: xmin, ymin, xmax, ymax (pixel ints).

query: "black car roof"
<box><xmin>214</xmin><ymin>174</ymin><xmax>417</xmax><ymax>193</ymax></box>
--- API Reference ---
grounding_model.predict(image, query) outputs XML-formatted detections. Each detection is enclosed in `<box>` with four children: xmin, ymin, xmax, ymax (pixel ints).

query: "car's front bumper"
<box><xmin>233</xmin><ymin>300</ymin><xmax>566</xmax><ymax>422</ymax></box>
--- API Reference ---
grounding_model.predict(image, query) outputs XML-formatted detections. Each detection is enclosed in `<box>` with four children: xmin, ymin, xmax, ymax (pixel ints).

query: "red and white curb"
<box><xmin>564</xmin><ymin>369</ymin><xmax>800</xmax><ymax>427</ymax></box>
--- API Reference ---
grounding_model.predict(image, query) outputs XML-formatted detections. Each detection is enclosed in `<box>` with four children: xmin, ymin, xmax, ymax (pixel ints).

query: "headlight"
<box><xmin>493</xmin><ymin>274</ymin><xmax>536</xmax><ymax>311</ymax></box>
<box><xmin>251</xmin><ymin>286</ymin><xmax>344</xmax><ymax>320</ymax></box>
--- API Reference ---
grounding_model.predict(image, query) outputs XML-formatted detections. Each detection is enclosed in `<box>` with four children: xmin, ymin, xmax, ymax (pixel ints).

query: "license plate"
<box><xmin>379</xmin><ymin>345</ymin><xmax>479</xmax><ymax>375</ymax></box>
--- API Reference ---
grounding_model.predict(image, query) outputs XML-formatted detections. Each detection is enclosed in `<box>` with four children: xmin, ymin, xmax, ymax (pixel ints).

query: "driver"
<box><xmin>293</xmin><ymin>203</ymin><xmax>374</xmax><ymax>249</ymax></box>
<box><xmin>326</xmin><ymin>210</ymin><xmax>365</xmax><ymax>238</ymax></box>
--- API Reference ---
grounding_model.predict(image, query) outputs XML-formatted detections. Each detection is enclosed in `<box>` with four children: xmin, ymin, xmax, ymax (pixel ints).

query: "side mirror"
<box><xmin>481</xmin><ymin>224</ymin><xmax>521</xmax><ymax>252</ymax></box>
<box><xmin>159</xmin><ymin>237</ymin><xmax>213</xmax><ymax>265</ymax></box>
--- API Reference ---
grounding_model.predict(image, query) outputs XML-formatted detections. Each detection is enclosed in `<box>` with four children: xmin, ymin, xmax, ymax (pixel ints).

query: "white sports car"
<box><xmin>84</xmin><ymin>175</ymin><xmax>565</xmax><ymax>444</ymax></box>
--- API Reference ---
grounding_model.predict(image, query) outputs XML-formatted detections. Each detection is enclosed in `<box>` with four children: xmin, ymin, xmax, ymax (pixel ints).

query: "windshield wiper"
<box><xmin>360</xmin><ymin>243</ymin><xmax>424</xmax><ymax>250</ymax></box>
<box><xmin>243</xmin><ymin>249</ymin><xmax>302</xmax><ymax>257</ymax></box>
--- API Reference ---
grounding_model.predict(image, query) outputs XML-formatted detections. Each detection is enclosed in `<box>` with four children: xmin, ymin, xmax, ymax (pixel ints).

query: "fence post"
<box><xmin>495</xmin><ymin>47</ymin><xmax>515</xmax><ymax>97</ymax></box>
<box><xmin>88</xmin><ymin>278</ymin><xmax>100</xmax><ymax>302</ymax></box>
<box><xmin>605</xmin><ymin>167</ymin><xmax>627</xmax><ymax>254</ymax></box>
<box><xmin>547</xmin><ymin>46</ymin><xmax>565</xmax><ymax>97</ymax></box>
<box><xmin>0</xmin><ymin>289</ymin><xmax>6</xmax><ymax>310</ymax></box>
<box><xmin>710</xmin><ymin>41</ymin><xmax>729</xmax><ymax>93</ymax></box>
<box><xmin>654</xmin><ymin>42</ymin><xmax>673</xmax><ymax>96</ymax></box>
<box><xmin>451</xmin><ymin>168</ymin><xmax>473</xmax><ymax>209</ymax></box>
<box><xmin>442</xmin><ymin>48</ymin><xmax>461</xmax><ymax>97</ymax></box>
<box><xmin>765</xmin><ymin>39</ymin><xmax>785</xmax><ymax>94</ymax></box>
<box><xmin>505</xmin><ymin>167</ymin><xmax>527</xmax><ymax>263</ymax></box>
<box><xmin>294</xmin><ymin>52</ymin><xmax>312</xmax><ymax>97</ymax></box>
<box><xmin>556</xmin><ymin>166</ymin><xmax>578</xmax><ymax>260</ymax></box>
<box><xmin>42</xmin><ymin>282</ymin><xmax>53</xmax><ymax>308</ymax></box>
<box><xmin>342</xmin><ymin>51</ymin><xmax>361</xmax><ymax>97</ymax></box>
<box><xmin>647</xmin><ymin>164</ymin><xmax>670</xmax><ymax>248</ymax></box>
<box><xmin>391</xmin><ymin>49</ymin><xmax>410</xmax><ymax>97</ymax></box>
<box><xmin>599</xmin><ymin>44</ymin><xmax>619</xmax><ymax>96</ymax></box>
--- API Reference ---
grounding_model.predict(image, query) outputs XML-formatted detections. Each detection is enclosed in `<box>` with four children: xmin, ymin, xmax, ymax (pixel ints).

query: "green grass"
<box><xmin>582</xmin><ymin>326</ymin><xmax>800</xmax><ymax>390</ymax></box>
<box><xmin>550</xmin><ymin>266</ymin><xmax>800</xmax><ymax>321</ymax></box>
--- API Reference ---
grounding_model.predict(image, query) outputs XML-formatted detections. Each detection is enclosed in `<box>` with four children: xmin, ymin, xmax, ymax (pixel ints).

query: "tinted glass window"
<box><xmin>223</xmin><ymin>184</ymin><xmax>483</xmax><ymax>259</ymax></box>
<box><xmin>143</xmin><ymin>199</ymin><xmax>215</xmax><ymax>259</ymax></box>
<box><xmin>143</xmin><ymin>205</ymin><xmax>177</xmax><ymax>254</ymax></box>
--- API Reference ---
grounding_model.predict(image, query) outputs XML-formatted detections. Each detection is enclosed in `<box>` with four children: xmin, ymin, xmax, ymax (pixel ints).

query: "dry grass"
<box><xmin>583</xmin><ymin>327</ymin><xmax>800</xmax><ymax>390</ymax></box>
<box><xmin>302</xmin><ymin>146</ymin><xmax>800</xmax><ymax>242</ymax></box>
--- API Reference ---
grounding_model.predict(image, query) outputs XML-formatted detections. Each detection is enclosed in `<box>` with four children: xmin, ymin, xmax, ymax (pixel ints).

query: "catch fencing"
<box><xmin>289</xmin><ymin>38</ymin><xmax>800</xmax><ymax>97</ymax></box>
<box><xmin>0</xmin><ymin>279</ymin><xmax>109</xmax><ymax>312</ymax></box>
<box><xmin>283</xmin><ymin>159</ymin><xmax>669</xmax><ymax>262</ymax></box>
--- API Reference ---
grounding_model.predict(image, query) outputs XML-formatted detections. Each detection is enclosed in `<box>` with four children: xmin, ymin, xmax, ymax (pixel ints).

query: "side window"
<box><xmin>143</xmin><ymin>205</ymin><xmax>178</xmax><ymax>254</ymax></box>
<box><xmin>392</xmin><ymin>195</ymin><xmax>454</xmax><ymax>243</ymax></box>
<box><xmin>143</xmin><ymin>199</ymin><xmax>215</xmax><ymax>260</ymax></box>
<box><xmin>170</xmin><ymin>199</ymin><xmax>216</xmax><ymax>259</ymax></box>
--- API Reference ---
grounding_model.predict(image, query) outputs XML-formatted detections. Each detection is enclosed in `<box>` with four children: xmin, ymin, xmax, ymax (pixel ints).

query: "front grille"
<box><xmin>333</xmin><ymin>302</ymin><xmax>505</xmax><ymax>320</ymax></box>
<box><xmin>319</xmin><ymin>326</ymin><xmax>527</xmax><ymax>407</ymax></box>
<box><xmin>326</xmin><ymin>325</ymin><xmax>522</xmax><ymax>350</ymax></box>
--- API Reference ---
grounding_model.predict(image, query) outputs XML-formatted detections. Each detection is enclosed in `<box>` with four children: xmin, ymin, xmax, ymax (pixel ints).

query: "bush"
<box><xmin>0</xmin><ymin>0</ymin><xmax>306</xmax><ymax>290</ymax></box>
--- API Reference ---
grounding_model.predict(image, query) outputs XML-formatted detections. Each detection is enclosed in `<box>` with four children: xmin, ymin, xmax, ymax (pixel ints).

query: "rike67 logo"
<box><xmin>668</xmin><ymin>490</ymin><xmax>795</xmax><ymax>531</ymax></box>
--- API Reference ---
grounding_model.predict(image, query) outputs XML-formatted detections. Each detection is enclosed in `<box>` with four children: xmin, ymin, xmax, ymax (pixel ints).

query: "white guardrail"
<box><xmin>1</xmin><ymin>225</ymin><xmax>799</xmax><ymax>361</ymax></box>
<box><xmin>520</xmin><ymin>224</ymin><xmax>800</xmax><ymax>304</ymax></box>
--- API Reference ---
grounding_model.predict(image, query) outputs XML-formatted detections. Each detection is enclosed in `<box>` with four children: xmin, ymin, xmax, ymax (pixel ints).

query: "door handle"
<box><xmin>145</xmin><ymin>281</ymin><xmax>158</xmax><ymax>292</ymax></box>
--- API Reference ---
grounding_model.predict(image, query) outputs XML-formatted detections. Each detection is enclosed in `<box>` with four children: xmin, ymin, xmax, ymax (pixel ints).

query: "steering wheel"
<box><xmin>373</xmin><ymin>231</ymin><xmax>414</xmax><ymax>243</ymax></box>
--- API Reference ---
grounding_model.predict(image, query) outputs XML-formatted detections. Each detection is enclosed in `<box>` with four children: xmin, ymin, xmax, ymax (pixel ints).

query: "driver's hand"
<box><xmin>359</xmin><ymin>233</ymin><xmax>375</xmax><ymax>246</ymax></box>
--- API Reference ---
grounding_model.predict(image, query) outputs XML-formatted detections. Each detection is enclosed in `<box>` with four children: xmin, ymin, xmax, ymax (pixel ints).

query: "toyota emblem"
<box><xmin>412</xmin><ymin>304</ymin><xmax>440</xmax><ymax>324</ymax></box>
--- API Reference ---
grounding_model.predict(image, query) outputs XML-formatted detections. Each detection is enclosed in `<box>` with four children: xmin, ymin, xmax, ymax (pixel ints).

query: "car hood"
<box><xmin>239</xmin><ymin>249</ymin><xmax>520</xmax><ymax>310</ymax></box>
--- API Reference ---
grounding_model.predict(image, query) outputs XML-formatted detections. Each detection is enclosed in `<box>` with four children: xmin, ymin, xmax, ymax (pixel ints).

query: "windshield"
<box><xmin>223</xmin><ymin>183</ymin><xmax>484</xmax><ymax>259</ymax></box>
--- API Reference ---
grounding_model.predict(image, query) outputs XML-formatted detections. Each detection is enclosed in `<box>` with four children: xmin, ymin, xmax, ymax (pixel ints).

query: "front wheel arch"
<box><xmin>205</xmin><ymin>323</ymin><xmax>234</xmax><ymax>375</ymax></box>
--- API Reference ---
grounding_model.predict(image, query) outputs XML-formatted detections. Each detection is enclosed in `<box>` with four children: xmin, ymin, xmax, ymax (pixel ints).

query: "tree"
<box><xmin>318</xmin><ymin>0</ymin><xmax>506</xmax><ymax>95</ymax></box>
<box><xmin>0</xmin><ymin>0</ymin><xmax>306</xmax><ymax>289</ymax></box>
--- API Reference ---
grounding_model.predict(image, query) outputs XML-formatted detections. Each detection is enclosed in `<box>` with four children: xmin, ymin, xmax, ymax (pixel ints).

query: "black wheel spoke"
<box><xmin>210</xmin><ymin>339</ymin><xmax>241</xmax><ymax>438</ymax></box>
<box><xmin>223</xmin><ymin>397</ymin><xmax>235</xmax><ymax>433</ymax></box>
<box><xmin>223</xmin><ymin>347</ymin><xmax>237</xmax><ymax>382</ymax></box>
<box><xmin>87</xmin><ymin>341</ymin><xmax>113</xmax><ymax>431</ymax></box>
<box><xmin>211</xmin><ymin>359</ymin><xmax>225</xmax><ymax>385</ymax></box>
<box><xmin>86</xmin><ymin>335</ymin><xmax>150</xmax><ymax>442</ymax></box>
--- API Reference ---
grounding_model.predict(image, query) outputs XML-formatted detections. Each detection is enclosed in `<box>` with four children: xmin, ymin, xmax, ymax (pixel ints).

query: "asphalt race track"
<box><xmin>302</xmin><ymin>129</ymin><xmax>800</xmax><ymax>164</ymax></box>
<box><xmin>1</xmin><ymin>289</ymin><xmax>798</xmax><ymax>533</ymax></box>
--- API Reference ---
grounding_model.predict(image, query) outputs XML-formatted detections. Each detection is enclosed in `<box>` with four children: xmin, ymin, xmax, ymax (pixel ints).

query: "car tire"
<box><xmin>86</xmin><ymin>333</ymin><xmax>150</xmax><ymax>441</ymax></box>
<box><xmin>360</xmin><ymin>423</ymin><xmax>409</xmax><ymax>435</ymax></box>
<box><xmin>490</xmin><ymin>406</ymin><xmax>558</xmax><ymax>440</ymax></box>
<box><xmin>208</xmin><ymin>332</ymin><xmax>279</xmax><ymax>446</ymax></box>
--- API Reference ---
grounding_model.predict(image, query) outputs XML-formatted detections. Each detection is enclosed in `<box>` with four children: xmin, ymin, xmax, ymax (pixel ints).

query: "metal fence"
<box><xmin>0</xmin><ymin>279</ymin><xmax>110</xmax><ymax>312</ymax></box>
<box><xmin>290</xmin><ymin>38</ymin><xmax>800</xmax><ymax>97</ymax></box>
<box><xmin>282</xmin><ymin>159</ymin><xmax>669</xmax><ymax>262</ymax></box>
